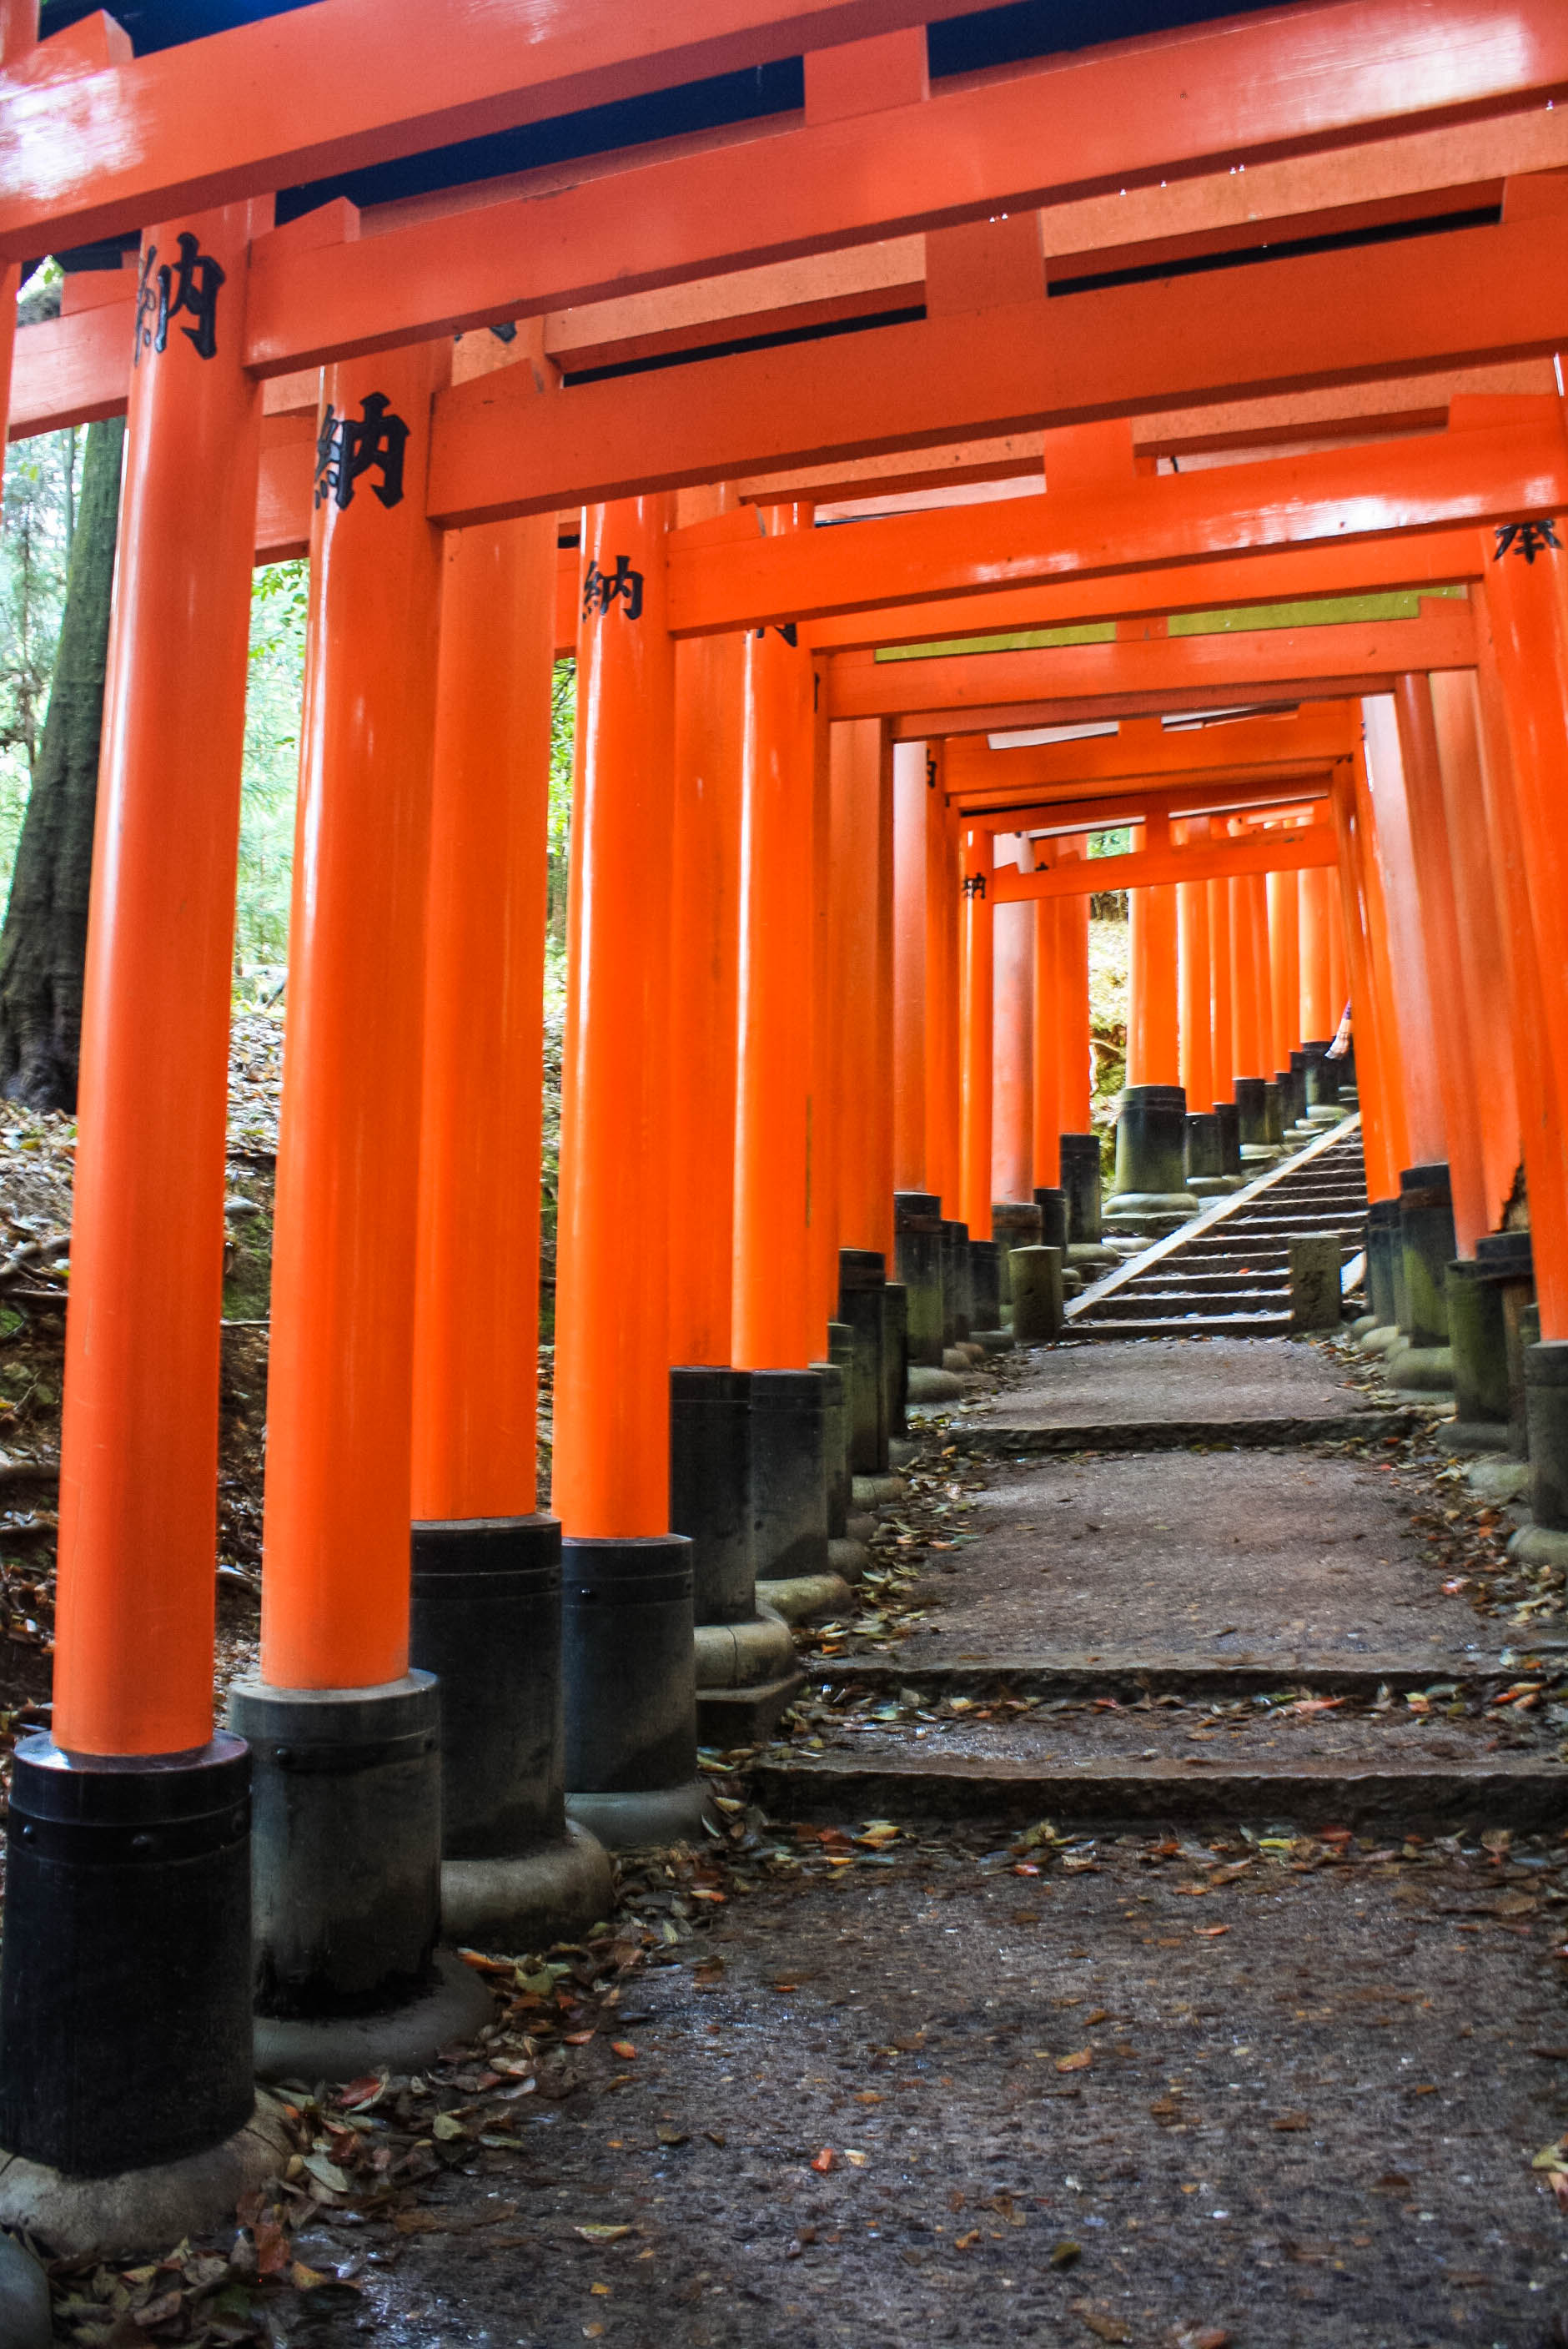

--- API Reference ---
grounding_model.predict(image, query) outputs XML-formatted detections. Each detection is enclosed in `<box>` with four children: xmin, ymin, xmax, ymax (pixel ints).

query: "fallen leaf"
<box><xmin>656</xmin><ymin>2126</ymin><xmax>688</xmax><ymax>2147</ymax></box>
<box><xmin>954</xmin><ymin>2229</ymin><xmax>981</xmax><ymax>2250</ymax></box>
<box><xmin>1050</xmin><ymin>2239</ymin><xmax>1082</xmax><ymax>2268</ymax></box>
<box><xmin>1057</xmin><ymin>2050</ymin><xmax>1093</xmax><ymax>2073</ymax></box>
<box><xmin>590</xmin><ymin>2283</ymin><xmax>611</xmax><ymax>2296</ymax></box>
<box><xmin>394</xmin><ymin>2211</ymin><xmax>450</xmax><ymax>2236</ymax></box>
<box><xmin>564</xmin><ymin>2030</ymin><xmax>596</xmax><ymax>2046</ymax></box>
<box><xmin>1272</xmin><ymin>2113</ymin><xmax>1310</xmax><ymax>2132</ymax></box>
<box><xmin>1194</xmin><ymin>1924</ymin><xmax>1230</xmax><ymax>1939</ymax></box>
<box><xmin>431</xmin><ymin>2114</ymin><xmax>467</xmax><ymax>2142</ymax></box>
<box><xmin>611</xmin><ymin>2041</ymin><xmax>637</xmax><ymax>2060</ymax></box>
<box><xmin>584</xmin><ymin>2327</ymin><xmax>606</xmax><ymax>2341</ymax></box>
<box><xmin>1073</xmin><ymin>2302</ymin><xmax>1130</xmax><ymax>2341</ymax></box>
<box><xmin>811</xmin><ymin>2147</ymin><xmax>837</xmax><ymax>2174</ymax></box>
<box><xmin>303</xmin><ymin>2151</ymin><xmax>350</xmax><ymax>2191</ymax></box>
<box><xmin>845</xmin><ymin>2150</ymin><xmax>868</xmax><ymax>2167</ymax></box>
<box><xmin>574</xmin><ymin>2224</ymin><xmax>632</xmax><ymax>2244</ymax></box>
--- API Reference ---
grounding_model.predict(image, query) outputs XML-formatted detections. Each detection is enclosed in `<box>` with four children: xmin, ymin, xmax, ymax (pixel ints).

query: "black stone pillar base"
<box><xmin>940</xmin><ymin>1220</ymin><xmax>972</xmax><ymax>1343</ymax></box>
<box><xmin>815</xmin><ymin>1339</ymin><xmax>852</xmax><ymax>1537</ymax></box>
<box><xmin>669</xmin><ymin>1370</ymin><xmax>754</xmax><ymax>1624</ymax></box>
<box><xmin>410</xmin><ymin>1514</ymin><xmax>612</xmax><ymax>1952</ymax></box>
<box><xmin>882</xmin><ymin>1281</ymin><xmax>909</xmax><ymax>1438</ymax></box>
<box><xmin>751</xmin><ymin>1368</ymin><xmax>829</xmax><ymax>1581</ymax></box>
<box><xmin>1475</xmin><ymin>1230</ymin><xmax>1535</xmax><ymax>1456</ymax></box>
<box><xmin>1445</xmin><ymin>1262</ymin><xmax>1510</xmax><ymax>1432</ymax></box>
<box><xmin>228</xmin><ymin>1674</ymin><xmax>494</xmax><ymax>2071</ymax></box>
<box><xmin>1527</xmin><ymin>1340</ymin><xmax>1568</xmax><ymax>1532</ymax></box>
<box><xmin>1400</xmin><ymin>1163</ymin><xmax>1456</xmax><ymax>1347</ymax></box>
<box><xmin>992</xmin><ymin>1202</ymin><xmax>1042</xmax><ymax>1307</ymax></box>
<box><xmin>562</xmin><ymin>1534</ymin><xmax>706</xmax><ymax>1851</ymax></box>
<box><xmin>0</xmin><ymin>1734</ymin><xmax>254</xmax><ymax>2177</ymax></box>
<box><xmin>893</xmin><ymin>1193</ymin><xmax>944</xmax><ymax>1367</ymax></box>
<box><xmin>969</xmin><ymin>1238</ymin><xmax>1005</xmax><ymax>1340</ymax></box>
<box><xmin>1364</xmin><ymin>1200</ymin><xmax>1401</xmax><ymax>1331</ymax></box>
<box><xmin>838</xmin><ymin>1249</ymin><xmax>888</xmax><ymax>1474</ymax></box>
<box><xmin>1058</xmin><ymin>1135</ymin><xmax>1103</xmax><ymax>1244</ymax></box>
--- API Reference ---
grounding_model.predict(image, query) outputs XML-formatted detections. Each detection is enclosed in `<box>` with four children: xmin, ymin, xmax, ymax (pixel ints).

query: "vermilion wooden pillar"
<box><xmin>1242</xmin><ymin>875</ymin><xmax>1274</xmax><ymax>1083</ymax></box>
<box><xmin>1208</xmin><ymin>858</ymin><xmax>1234</xmax><ymax>1104</ymax></box>
<box><xmin>1266</xmin><ymin>864</ymin><xmax>1299</xmax><ymax>1073</ymax></box>
<box><xmin>1430</xmin><ymin>668</ymin><xmax>1521</xmax><ymax>1238</ymax></box>
<box><xmin>1127</xmin><ymin>880</ymin><xmax>1179</xmax><ymax>1088</ymax></box>
<box><xmin>3</xmin><ymin>194</ymin><xmax>265</xmax><ymax>2181</ymax></box>
<box><xmin>53</xmin><ymin>200</ymin><xmax>264</xmax><ymax>1755</ymax></box>
<box><xmin>552</xmin><ymin>493</ymin><xmax>679</xmax><ymax>1531</ymax></box>
<box><xmin>1229</xmin><ymin>875</ymin><xmax>1262</xmax><ymax>1081</ymax></box>
<box><xmin>1393</xmin><ymin>671</ymin><xmax>1489</xmax><ymax>1256</ymax></box>
<box><xmin>1328</xmin><ymin>769</ymin><xmax>1400</xmax><ymax>1203</ymax></box>
<box><xmin>0</xmin><ymin>7</ymin><xmax>33</xmax><ymax>499</ymax></box>
<box><xmin>733</xmin><ymin>516</ymin><xmax>818</xmax><ymax>1371</ymax></box>
<box><xmin>1032</xmin><ymin>845</ymin><xmax>1062</xmax><ymax>1186</ymax></box>
<box><xmin>959</xmin><ymin>827</ymin><xmax>994</xmax><ymax>1240</ymax></box>
<box><xmin>1327</xmin><ymin>886</ymin><xmax>1348</xmax><ymax>1024</ymax></box>
<box><xmin>809</xmin><ymin>677</ymin><xmax>839</xmax><ymax>1336</ymax></box>
<box><xmin>831</xmin><ymin>715</ymin><xmax>894</xmax><ymax>1260</ymax></box>
<box><xmin>1361</xmin><ymin>696</ymin><xmax>1446</xmax><ymax>1168</ymax></box>
<box><xmin>1478</xmin><ymin>532</ymin><xmax>1568</xmax><ymax>1336</ymax></box>
<box><xmin>1178</xmin><ymin>838</ymin><xmax>1214</xmax><ymax>1113</ymax></box>
<box><xmin>1347</xmin><ymin>738</ymin><xmax>1414</xmax><ymax>1181</ymax></box>
<box><xmin>1054</xmin><ymin>848</ymin><xmax>1093</xmax><ymax>1134</ymax></box>
<box><xmin>924</xmin><ymin>755</ymin><xmax>961</xmax><ymax>1215</ymax></box>
<box><xmin>412</xmin><ymin>333</ymin><xmax>555</xmax><ymax>1522</ymax></box>
<box><xmin>892</xmin><ymin>740</ymin><xmax>929</xmax><ymax>1194</ymax></box>
<box><xmin>992</xmin><ymin>836</ymin><xmax>1033</xmax><ymax>1203</ymax></box>
<box><xmin>668</xmin><ymin>488</ymin><xmax>746</xmax><ymax>1367</ymax></box>
<box><xmin>1470</xmin><ymin>611</ymin><xmax>1568</xmax><ymax>1337</ymax></box>
<box><xmin>262</xmin><ymin>340</ymin><xmax>450</xmax><ymax>1678</ymax></box>
<box><xmin>1299</xmin><ymin>865</ymin><xmax>1334</xmax><ymax>1042</ymax></box>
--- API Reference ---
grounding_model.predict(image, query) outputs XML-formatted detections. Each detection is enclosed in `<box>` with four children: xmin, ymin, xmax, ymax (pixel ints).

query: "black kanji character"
<box><xmin>1494</xmin><ymin>520</ymin><xmax>1562</xmax><ymax>564</ymax></box>
<box><xmin>962</xmin><ymin>873</ymin><xmax>988</xmax><ymax>901</ymax></box>
<box><xmin>750</xmin><ymin>622</ymin><xmax>799</xmax><ymax>646</ymax></box>
<box><xmin>314</xmin><ymin>394</ymin><xmax>410</xmax><ymax>511</ymax></box>
<box><xmin>133</xmin><ymin>231</ymin><xmax>225</xmax><ymax>365</ymax></box>
<box><xmin>582</xmin><ymin>556</ymin><xmax>645</xmax><ymax>621</ymax></box>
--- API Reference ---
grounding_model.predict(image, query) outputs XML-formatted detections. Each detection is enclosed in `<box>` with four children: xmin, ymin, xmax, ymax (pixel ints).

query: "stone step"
<box><xmin>1076</xmin><ymin>1311</ymin><xmax>1295</xmax><ymax>1340</ymax></box>
<box><xmin>946</xmin><ymin>1406</ymin><xmax>1420</xmax><ymax>1455</ymax></box>
<box><xmin>1086</xmin><ymin>1289</ymin><xmax>1286</xmax><ymax>1320</ymax></box>
<box><xmin>809</xmin><ymin>1657</ymin><xmax>1527</xmax><ymax>1703</ymax></box>
<box><xmin>753</xmin><ymin>1751</ymin><xmax>1566</xmax><ymax>1832</ymax></box>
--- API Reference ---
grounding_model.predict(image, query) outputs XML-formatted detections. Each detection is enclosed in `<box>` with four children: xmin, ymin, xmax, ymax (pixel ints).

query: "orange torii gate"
<box><xmin>5</xmin><ymin>0</ymin><xmax>1568</xmax><ymax>2238</ymax></box>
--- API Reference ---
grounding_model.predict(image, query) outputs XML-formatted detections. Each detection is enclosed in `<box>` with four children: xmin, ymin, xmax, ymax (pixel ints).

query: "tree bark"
<box><xmin>0</xmin><ymin>415</ymin><xmax>123</xmax><ymax>1110</ymax></box>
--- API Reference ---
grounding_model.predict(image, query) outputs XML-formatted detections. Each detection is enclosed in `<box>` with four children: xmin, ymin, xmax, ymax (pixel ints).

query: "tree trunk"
<box><xmin>0</xmin><ymin>415</ymin><xmax>124</xmax><ymax>1110</ymax></box>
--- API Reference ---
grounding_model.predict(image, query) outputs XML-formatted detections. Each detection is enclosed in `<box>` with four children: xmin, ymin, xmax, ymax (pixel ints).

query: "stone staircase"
<box><xmin>1066</xmin><ymin>1119</ymin><xmax>1368</xmax><ymax>1340</ymax></box>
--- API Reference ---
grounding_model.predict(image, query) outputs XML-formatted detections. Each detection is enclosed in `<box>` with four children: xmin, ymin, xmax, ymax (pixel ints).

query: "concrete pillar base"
<box><xmin>940</xmin><ymin>1220</ymin><xmax>972</xmax><ymax>1343</ymax></box>
<box><xmin>1103</xmin><ymin>1193</ymin><xmax>1199</xmax><ymax>1238</ymax></box>
<box><xmin>0</xmin><ymin>2100</ymin><xmax>291</xmax><ymax>2261</ymax></box>
<box><xmin>1466</xmin><ymin>1457</ymin><xmax>1532</xmax><ymax>1504</ymax></box>
<box><xmin>440</xmin><ymin>1823</ymin><xmax>615</xmax><ymax>1952</ymax></box>
<box><xmin>1113</xmin><ymin>1084</ymin><xmax>1189</xmax><ymax>1200</ymax></box>
<box><xmin>1011</xmin><ymin>1245</ymin><xmax>1065</xmax><ymax>1341</ymax></box>
<box><xmin>1508</xmin><ymin>1522</ymin><xmax>1568</xmax><ymax>1574</ymax></box>
<box><xmin>1364</xmin><ymin>1200</ymin><xmax>1400</xmax><ymax>1332</ymax></box>
<box><xmin>907</xmin><ymin>1365</ymin><xmax>965</xmax><ymax>1404</ymax></box>
<box><xmin>828</xmin><ymin>1536</ymin><xmax>870</xmax><ymax>1581</ymax></box>
<box><xmin>756</xmin><ymin>1571</ymin><xmax>855</xmax><ymax>1623</ymax></box>
<box><xmin>563</xmin><ymin>1535</ymin><xmax>699</xmax><ymax>1828</ymax></box>
<box><xmin>993</xmin><ymin>1203</ymin><xmax>1042</xmax><ymax>1305</ymax></box>
<box><xmin>1189</xmin><ymin>1174</ymin><xmax>1244</xmax><ymax>1197</ymax></box>
<box><xmin>839</xmin><ymin>1250</ymin><xmax>889</xmax><ymax>1476</ymax></box>
<box><xmin>1068</xmin><ymin>1242</ymin><xmax>1123</xmax><ymax>1273</ymax></box>
<box><xmin>254</xmin><ymin>1948</ymin><xmax>494</xmax><ymax>2082</ymax></box>
<box><xmin>565</xmin><ymin>1781</ymin><xmax>715</xmax><ymax>1855</ymax></box>
<box><xmin>1525</xmin><ymin>1340</ymin><xmax>1568</xmax><ymax>1532</ymax></box>
<box><xmin>1381</xmin><ymin>1342</ymin><xmax>1454</xmax><ymax>1391</ymax></box>
<box><xmin>1357</xmin><ymin>1324</ymin><xmax>1403</xmax><ymax>1355</ymax></box>
<box><xmin>814</xmin><ymin>1350</ymin><xmax>851</xmax><ymax>1539</ymax></box>
<box><xmin>853</xmin><ymin>1471</ymin><xmax>907</xmax><ymax>1508</ymax></box>
<box><xmin>0</xmin><ymin>2233</ymin><xmax>48</xmax><ymax>2346</ymax></box>
<box><xmin>693</xmin><ymin>1597</ymin><xmax>805</xmax><ymax>1741</ymax></box>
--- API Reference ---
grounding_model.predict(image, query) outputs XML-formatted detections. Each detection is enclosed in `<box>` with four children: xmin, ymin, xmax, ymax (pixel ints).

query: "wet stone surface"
<box><xmin>955</xmin><ymin>1338</ymin><xmax>1380</xmax><ymax>1431</ymax></box>
<box><xmin>281</xmin><ymin>1830</ymin><xmax>1568</xmax><ymax>2349</ymax></box>
<box><xmin>886</xmin><ymin>1451</ymin><xmax>1511</xmax><ymax>1671</ymax></box>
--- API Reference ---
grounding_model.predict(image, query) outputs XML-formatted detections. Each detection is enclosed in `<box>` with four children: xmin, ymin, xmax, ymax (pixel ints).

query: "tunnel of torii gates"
<box><xmin>5</xmin><ymin>0</ymin><xmax>1568</xmax><ymax>2226</ymax></box>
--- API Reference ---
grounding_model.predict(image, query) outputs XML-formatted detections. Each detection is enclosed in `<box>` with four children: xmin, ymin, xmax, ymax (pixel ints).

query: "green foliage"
<box><xmin>0</xmin><ymin>426</ymin><xmax>81</xmax><ymax>885</ymax></box>
<box><xmin>239</xmin><ymin>561</ymin><xmax>309</xmax><ymax>977</ymax></box>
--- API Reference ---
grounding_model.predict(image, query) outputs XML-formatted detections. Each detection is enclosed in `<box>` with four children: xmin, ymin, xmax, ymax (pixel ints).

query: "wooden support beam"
<box><xmin>426</xmin><ymin>217</ymin><xmax>1568</xmax><ymax>526</ymax></box>
<box><xmin>666</xmin><ymin>416</ymin><xmax>1566</xmax><ymax>635</ymax></box>
<box><xmin>993</xmin><ymin>820</ymin><xmax>1339</xmax><ymax>903</ymax></box>
<box><xmin>803</xmin><ymin>536</ymin><xmax>1483</xmax><ymax>652</ymax></box>
<box><xmin>216</xmin><ymin>0</ymin><xmax>1568</xmax><ymax>375</ymax></box>
<box><xmin>943</xmin><ymin>707</ymin><xmax>1359</xmax><ymax>794</ymax></box>
<box><xmin>825</xmin><ymin>604</ymin><xmax>1475</xmax><ymax>722</ymax></box>
<box><xmin>0</xmin><ymin>0</ymin><xmax>989</xmax><ymax>261</ymax></box>
<box><xmin>951</xmin><ymin>774</ymin><xmax>1336</xmax><ymax>835</ymax></box>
